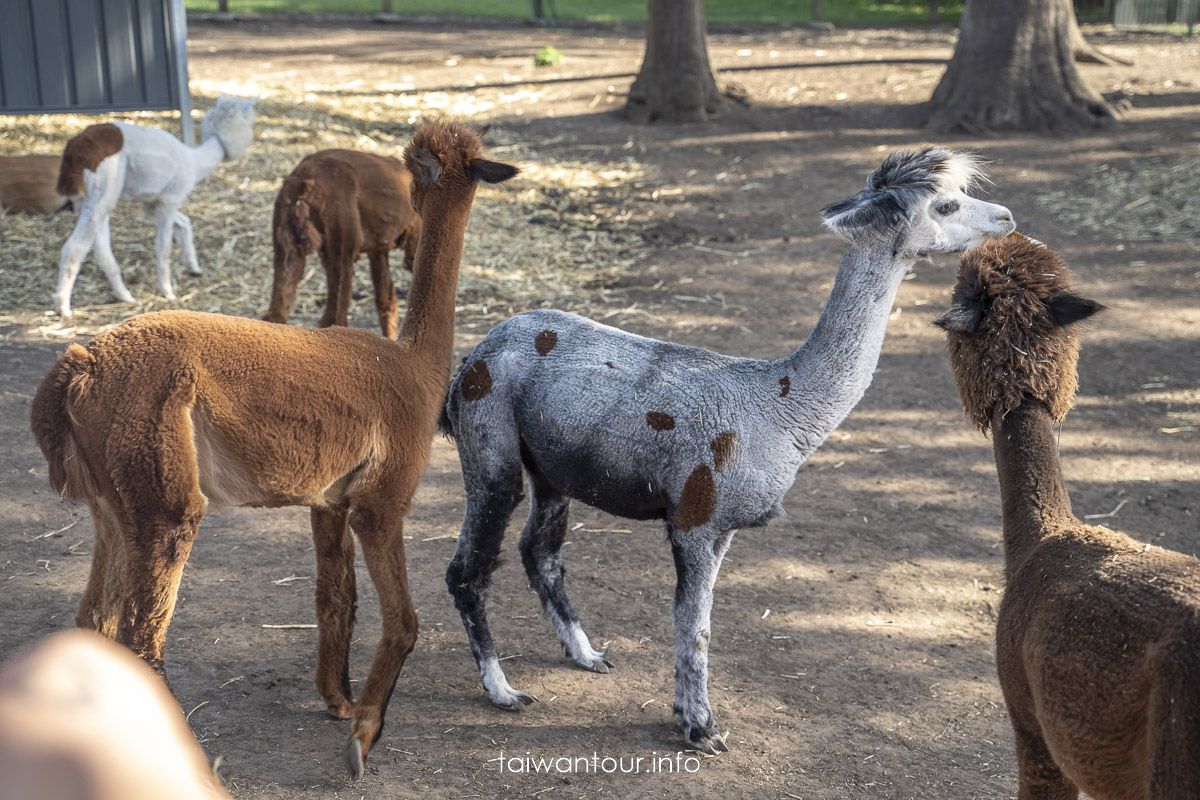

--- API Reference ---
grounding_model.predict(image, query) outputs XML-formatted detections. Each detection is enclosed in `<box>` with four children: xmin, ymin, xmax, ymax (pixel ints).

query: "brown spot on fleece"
<box><xmin>945</xmin><ymin>235</ymin><xmax>1087</xmax><ymax>432</ymax></box>
<box><xmin>534</xmin><ymin>329</ymin><xmax>558</xmax><ymax>356</ymax></box>
<box><xmin>57</xmin><ymin>124</ymin><xmax>124</xmax><ymax>197</ymax></box>
<box><xmin>604</xmin><ymin>361</ymin><xmax>614</xmax><ymax>369</ymax></box>
<box><xmin>461</xmin><ymin>360</ymin><xmax>493</xmax><ymax>401</ymax></box>
<box><xmin>710</xmin><ymin>432</ymin><xmax>736</xmax><ymax>471</ymax></box>
<box><xmin>645</xmin><ymin>411</ymin><xmax>675</xmax><ymax>431</ymax></box>
<box><xmin>673</xmin><ymin>465</ymin><xmax>717</xmax><ymax>531</ymax></box>
<box><xmin>779</xmin><ymin>376</ymin><xmax>790</xmax><ymax>398</ymax></box>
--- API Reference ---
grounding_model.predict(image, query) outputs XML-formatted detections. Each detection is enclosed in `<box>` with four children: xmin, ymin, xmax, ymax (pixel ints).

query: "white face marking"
<box><xmin>904</xmin><ymin>188</ymin><xmax>1015</xmax><ymax>257</ymax></box>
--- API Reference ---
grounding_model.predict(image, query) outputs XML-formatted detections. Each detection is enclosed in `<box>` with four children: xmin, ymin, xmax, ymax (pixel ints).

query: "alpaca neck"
<box><xmin>399</xmin><ymin>188</ymin><xmax>476</xmax><ymax>365</ymax></box>
<box><xmin>991</xmin><ymin>400</ymin><xmax>1075</xmax><ymax>575</ymax></box>
<box><xmin>191</xmin><ymin>137</ymin><xmax>226</xmax><ymax>181</ymax></box>
<box><xmin>780</xmin><ymin>242</ymin><xmax>911</xmax><ymax>451</ymax></box>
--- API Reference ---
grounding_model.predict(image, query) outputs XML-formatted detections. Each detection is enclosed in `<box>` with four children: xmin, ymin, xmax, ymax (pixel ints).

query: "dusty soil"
<box><xmin>1</xmin><ymin>18</ymin><xmax>1198</xmax><ymax>800</ymax></box>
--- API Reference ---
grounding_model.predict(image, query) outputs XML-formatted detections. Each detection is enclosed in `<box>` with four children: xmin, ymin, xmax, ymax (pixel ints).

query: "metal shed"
<box><xmin>0</xmin><ymin>0</ymin><xmax>192</xmax><ymax>141</ymax></box>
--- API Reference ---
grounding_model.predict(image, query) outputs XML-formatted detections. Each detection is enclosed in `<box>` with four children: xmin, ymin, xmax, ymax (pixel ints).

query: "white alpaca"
<box><xmin>53</xmin><ymin>95</ymin><xmax>258</xmax><ymax>317</ymax></box>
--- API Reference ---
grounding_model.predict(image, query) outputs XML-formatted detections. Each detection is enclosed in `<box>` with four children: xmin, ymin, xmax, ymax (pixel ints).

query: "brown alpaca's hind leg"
<box><xmin>76</xmin><ymin>498</ymin><xmax>122</xmax><ymax>638</ymax></box>
<box><xmin>264</xmin><ymin>248</ymin><xmax>305</xmax><ymax>324</ymax></box>
<box><xmin>311</xmin><ymin>505</ymin><xmax>358</xmax><ymax>719</ymax></box>
<box><xmin>318</xmin><ymin>240</ymin><xmax>360</xmax><ymax>329</ymax></box>
<box><xmin>114</xmin><ymin>514</ymin><xmax>202</xmax><ymax>681</ymax></box>
<box><xmin>368</xmin><ymin>250</ymin><xmax>398</xmax><ymax>339</ymax></box>
<box><xmin>1012</xmin><ymin>721</ymin><xmax>1078</xmax><ymax>800</ymax></box>
<box><xmin>343</xmin><ymin>504</ymin><xmax>419</xmax><ymax>781</ymax></box>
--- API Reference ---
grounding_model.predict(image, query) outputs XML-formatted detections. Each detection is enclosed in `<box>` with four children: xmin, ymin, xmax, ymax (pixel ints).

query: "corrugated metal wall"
<box><xmin>0</xmin><ymin>0</ymin><xmax>192</xmax><ymax>137</ymax></box>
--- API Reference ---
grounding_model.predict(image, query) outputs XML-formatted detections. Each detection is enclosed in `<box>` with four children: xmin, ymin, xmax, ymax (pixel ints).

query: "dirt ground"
<box><xmin>1</xmin><ymin>17</ymin><xmax>1198</xmax><ymax>800</ymax></box>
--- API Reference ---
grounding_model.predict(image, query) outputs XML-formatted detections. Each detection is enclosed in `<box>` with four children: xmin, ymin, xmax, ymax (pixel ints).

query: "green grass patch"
<box><xmin>185</xmin><ymin>0</ymin><xmax>966</xmax><ymax>26</ymax></box>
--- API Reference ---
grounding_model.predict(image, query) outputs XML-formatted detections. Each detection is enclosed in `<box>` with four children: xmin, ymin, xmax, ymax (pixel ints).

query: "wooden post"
<box><xmin>218</xmin><ymin>0</ymin><xmax>229</xmax><ymax>11</ymax></box>
<box><xmin>930</xmin><ymin>0</ymin><xmax>941</xmax><ymax>24</ymax></box>
<box><xmin>812</xmin><ymin>0</ymin><xmax>824</xmax><ymax>22</ymax></box>
<box><xmin>381</xmin><ymin>0</ymin><xmax>393</xmax><ymax>11</ymax></box>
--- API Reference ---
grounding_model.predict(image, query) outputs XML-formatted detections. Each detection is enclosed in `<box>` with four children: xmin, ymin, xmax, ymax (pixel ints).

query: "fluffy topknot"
<box><xmin>936</xmin><ymin>234</ymin><xmax>1104</xmax><ymax>432</ymax></box>
<box><xmin>403</xmin><ymin>122</ymin><xmax>517</xmax><ymax>192</ymax></box>
<box><xmin>821</xmin><ymin>147</ymin><xmax>984</xmax><ymax>241</ymax></box>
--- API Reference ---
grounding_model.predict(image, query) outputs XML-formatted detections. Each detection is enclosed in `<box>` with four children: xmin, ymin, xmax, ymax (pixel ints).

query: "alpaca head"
<box><xmin>934</xmin><ymin>234</ymin><xmax>1104</xmax><ymax>432</ymax></box>
<box><xmin>821</xmin><ymin>147</ymin><xmax>1015</xmax><ymax>259</ymax></box>
<box><xmin>402</xmin><ymin>122</ymin><xmax>518</xmax><ymax>213</ymax></box>
<box><xmin>201</xmin><ymin>95</ymin><xmax>258</xmax><ymax>161</ymax></box>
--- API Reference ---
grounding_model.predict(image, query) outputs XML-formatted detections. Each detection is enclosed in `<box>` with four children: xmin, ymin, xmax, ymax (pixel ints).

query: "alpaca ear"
<box><xmin>1047</xmin><ymin>293</ymin><xmax>1104</xmax><ymax>327</ymax></box>
<box><xmin>933</xmin><ymin>301</ymin><xmax>983</xmax><ymax>333</ymax></box>
<box><xmin>821</xmin><ymin>190</ymin><xmax>906</xmax><ymax>241</ymax></box>
<box><xmin>407</xmin><ymin>147</ymin><xmax>442</xmax><ymax>188</ymax></box>
<box><xmin>241</xmin><ymin>97</ymin><xmax>257</xmax><ymax>113</ymax></box>
<box><xmin>469</xmin><ymin>158</ymin><xmax>519</xmax><ymax>185</ymax></box>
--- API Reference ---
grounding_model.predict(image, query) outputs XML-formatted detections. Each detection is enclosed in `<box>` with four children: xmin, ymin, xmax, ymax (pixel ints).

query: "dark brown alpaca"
<box><xmin>29</xmin><ymin>122</ymin><xmax>516</xmax><ymax>780</ymax></box>
<box><xmin>936</xmin><ymin>234</ymin><xmax>1200</xmax><ymax>800</ymax></box>
<box><xmin>263</xmin><ymin>149</ymin><xmax>423</xmax><ymax>339</ymax></box>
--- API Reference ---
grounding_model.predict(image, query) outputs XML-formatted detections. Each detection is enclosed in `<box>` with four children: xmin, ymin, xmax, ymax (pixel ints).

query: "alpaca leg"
<box><xmin>76</xmin><ymin>498</ymin><xmax>122</xmax><ymax>638</ymax></box>
<box><xmin>311</xmin><ymin>505</ymin><xmax>357</xmax><ymax>720</ymax></box>
<box><xmin>367</xmin><ymin>251</ymin><xmax>399</xmax><ymax>339</ymax></box>
<box><xmin>263</xmin><ymin>247</ymin><xmax>304</xmax><ymax>324</ymax></box>
<box><xmin>668</xmin><ymin>527</ymin><xmax>737</xmax><ymax>755</ymax></box>
<box><xmin>318</xmin><ymin>243</ymin><xmax>359</xmax><ymax>329</ymax></box>
<box><xmin>446</xmin><ymin>459</ymin><xmax>529</xmax><ymax>711</ymax></box>
<box><xmin>152</xmin><ymin>204</ymin><xmax>179</xmax><ymax>300</ymax></box>
<box><xmin>93</xmin><ymin>216</ymin><xmax>136</xmax><ymax>304</ymax></box>
<box><xmin>1011</xmin><ymin>721</ymin><xmax>1078</xmax><ymax>800</ymax></box>
<box><xmin>518</xmin><ymin>472</ymin><xmax>610</xmax><ymax>673</ymax></box>
<box><xmin>343</xmin><ymin>506</ymin><xmax>418</xmax><ymax>781</ymax></box>
<box><xmin>398</xmin><ymin>215</ymin><xmax>421</xmax><ymax>272</ymax></box>
<box><xmin>114</xmin><ymin>514</ymin><xmax>202</xmax><ymax>681</ymax></box>
<box><xmin>54</xmin><ymin>152</ymin><xmax>125</xmax><ymax>316</ymax></box>
<box><xmin>173</xmin><ymin>211</ymin><xmax>201</xmax><ymax>276</ymax></box>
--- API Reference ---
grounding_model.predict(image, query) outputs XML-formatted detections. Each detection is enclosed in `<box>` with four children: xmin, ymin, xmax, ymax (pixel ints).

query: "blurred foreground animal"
<box><xmin>936</xmin><ymin>233</ymin><xmax>1200</xmax><ymax>799</ymax></box>
<box><xmin>0</xmin><ymin>630</ymin><xmax>230</xmax><ymax>800</ymax></box>
<box><xmin>53</xmin><ymin>95</ymin><xmax>258</xmax><ymax>317</ymax></box>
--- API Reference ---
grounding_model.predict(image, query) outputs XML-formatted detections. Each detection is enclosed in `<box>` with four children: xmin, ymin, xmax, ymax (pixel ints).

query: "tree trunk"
<box><xmin>926</xmin><ymin>0</ymin><xmax>1116</xmax><ymax>133</ymax></box>
<box><xmin>624</xmin><ymin>0</ymin><xmax>730</xmax><ymax>123</ymax></box>
<box><xmin>1068</xmin><ymin>6</ymin><xmax>1133</xmax><ymax>65</ymax></box>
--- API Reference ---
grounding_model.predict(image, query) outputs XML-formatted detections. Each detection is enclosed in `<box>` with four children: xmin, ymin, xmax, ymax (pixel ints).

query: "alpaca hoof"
<box><xmin>685</xmin><ymin>728</ymin><xmax>729</xmax><ymax>755</ymax></box>
<box><xmin>186</xmin><ymin>265</ymin><xmax>203</xmax><ymax>276</ymax></box>
<box><xmin>162</xmin><ymin>291</ymin><xmax>177</xmax><ymax>301</ymax></box>
<box><xmin>584</xmin><ymin>654</ymin><xmax>612</xmax><ymax>674</ymax></box>
<box><xmin>492</xmin><ymin>691</ymin><xmax>535</xmax><ymax>712</ymax></box>
<box><xmin>115</xmin><ymin>289</ymin><xmax>135</xmax><ymax>303</ymax></box>
<box><xmin>344</xmin><ymin>736</ymin><xmax>365</xmax><ymax>781</ymax></box>
<box><xmin>325</xmin><ymin>697</ymin><xmax>354</xmax><ymax>720</ymax></box>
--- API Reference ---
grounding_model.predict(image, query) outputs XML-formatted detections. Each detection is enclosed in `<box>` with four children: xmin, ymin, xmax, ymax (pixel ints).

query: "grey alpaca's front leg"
<box><xmin>518</xmin><ymin>472</ymin><xmax>611</xmax><ymax>673</ymax></box>
<box><xmin>669</xmin><ymin>527</ymin><xmax>736</xmax><ymax>755</ymax></box>
<box><xmin>446</xmin><ymin>464</ymin><xmax>533</xmax><ymax>711</ymax></box>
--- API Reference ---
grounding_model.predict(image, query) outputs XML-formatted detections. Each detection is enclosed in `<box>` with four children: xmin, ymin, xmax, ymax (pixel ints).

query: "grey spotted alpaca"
<box><xmin>441</xmin><ymin>148</ymin><xmax>1016</xmax><ymax>755</ymax></box>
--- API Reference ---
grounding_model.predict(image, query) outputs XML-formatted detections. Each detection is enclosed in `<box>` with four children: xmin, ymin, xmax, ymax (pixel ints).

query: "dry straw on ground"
<box><xmin>0</xmin><ymin>78</ymin><xmax>661</xmax><ymax>339</ymax></box>
<box><xmin>1040</xmin><ymin>157</ymin><xmax>1200</xmax><ymax>243</ymax></box>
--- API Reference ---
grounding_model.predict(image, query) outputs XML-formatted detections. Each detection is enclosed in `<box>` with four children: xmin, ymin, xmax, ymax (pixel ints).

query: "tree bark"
<box><xmin>624</xmin><ymin>0</ymin><xmax>731</xmax><ymax>124</ymax></box>
<box><xmin>1068</xmin><ymin>7</ymin><xmax>1133</xmax><ymax>65</ymax></box>
<box><xmin>926</xmin><ymin>0</ymin><xmax>1116</xmax><ymax>134</ymax></box>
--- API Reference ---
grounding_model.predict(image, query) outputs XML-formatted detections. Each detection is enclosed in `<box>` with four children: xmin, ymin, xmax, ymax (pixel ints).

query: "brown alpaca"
<box><xmin>29</xmin><ymin>122</ymin><xmax>517</xmax><ymax>780</ymax></box>
<box><xmin>936</xmin><ymin>234</ymin><xmax>1200</xmax><ymax>800</ymax></box>
<box><xmin>0</xmin><ymin>154</ymin><xmax>69</xmax><ymax>215</ymax></box>
<box><xmin>263</xmin><ymin>149</ymin><xmax>423</xmax><ymax>339</ymax></box>
<box><xmin>0</xmin><ymin>631</ymin><xmax>231</xmax><ymax>800</ymax></box>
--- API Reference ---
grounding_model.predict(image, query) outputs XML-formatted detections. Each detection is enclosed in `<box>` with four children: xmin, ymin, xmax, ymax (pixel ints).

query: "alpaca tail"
<box><xmin>276</xmin><ymin>176</ymin><xmax>323</xmax><ymax>259</ymax></box>
<box><xmin>57</xmin><ymin>123</ymin><xmax>124</xmax><ymax>200</ymax></box>
<box><xmin>437</xmin><ymin>385</ymin><xmax>457</xmax><ymax>441</ymax></box>
<box><xmin>30</xmin><ymin>344</ymin><xmax>99</xmax><ymax>502</ymax></box>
